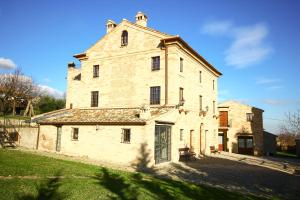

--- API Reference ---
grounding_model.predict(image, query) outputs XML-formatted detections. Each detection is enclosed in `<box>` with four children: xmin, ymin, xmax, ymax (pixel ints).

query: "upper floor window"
<box><xmin>246</xmin><ymin>113</ymin><xmax>254</xmax><ymax>122</ymax></box>
<box><xmin>199</xmin><ymin>71</ymin><xmax>202</xmax><ymax>83</ymax></box>
<box><xmin>121</xmin><ymin>128</ymin><xmax>131</xmax><ymax>143</ymax></box>
<box><xmin>180</xmin><ymin>58</ymin><xmax>183</xmax><ymax>72</ymax></box>
<box><xmin>180</xmin><ymin>129</ymin><xmax>184</xmax><ymax>141</ymax></box>
<box><xmin>213</xmin><ymin>80</ymin><xmax>215</xmax><ymax>90</ymax></box>
<box><xmin>213</xmin><ymin>101</ymin><xmax>216</xmax><ymax>115</ymax></box>
<box><xmin>179</xmin><ymin>87</ymin><xmax>184</xmax><ymax>105</ymax></box>
<box><xmin>150</xmin><ymin>86</ymin><xmax>160</xmax><ymax>105</ymax></box>
<box><xmin>121</xmin><ymin>30</ymin><xmax>128</xmax><ymax>46</ymax></box>
<box><xmin>199</xmin><ymin>95</ymin><xmax>203</xmax><ymax>111</ymax></box>
<box><xmin>72</xmin><ymin>128</ymin><xmax>79</xmax><ymax>141</ymax></box>
<box><xmin>93</xmin><ymin>65</ymin><xmax>99</xmax><ymax>78</ymax></box>
<box><xmin>151</xmin><ymin>56</ymin><xmax>160</xmax><ymax>71</ymax></box>
<box><xmin>91</xmin><ymin>91</ymin><xmax>99</xmax><ymax>107</ymax></box>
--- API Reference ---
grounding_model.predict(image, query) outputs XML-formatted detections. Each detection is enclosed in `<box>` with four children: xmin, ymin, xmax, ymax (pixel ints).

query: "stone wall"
<box><xmin>219</xmin><ymin>101</ymin><xmax>264</xmax><ymax>156</ymax></box>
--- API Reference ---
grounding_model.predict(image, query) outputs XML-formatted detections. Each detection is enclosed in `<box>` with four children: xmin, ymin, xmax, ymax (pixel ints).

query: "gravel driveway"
<box><xmin>155</xmin><ymin>157</ymin><xmax>300</xmax><ymax>200</ymax></box>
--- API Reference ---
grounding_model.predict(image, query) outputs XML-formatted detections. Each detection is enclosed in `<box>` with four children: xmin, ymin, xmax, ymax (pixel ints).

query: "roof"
<box><xmin>73</xmin><ymin>20</ymin><xmax>222</xmax><ymax>77</ymax></box>
<box><xmin>218</xmin><ymin>100</ymin><xmax>264</xmax><ymax>112</ymax></box>
<box><xmin>161</xmin><ymin>36</ymin><xmax>222</xmax><ymax>76</ymax></box>
<box><xmin>263</xmin><ymin>131</ymin><xmax>278</xmax><ymax>137</ymax></box>
<box><xmin>33</xmin><ymin>107</ymin><xmax>174</xmax><ymax>126</ymax></box>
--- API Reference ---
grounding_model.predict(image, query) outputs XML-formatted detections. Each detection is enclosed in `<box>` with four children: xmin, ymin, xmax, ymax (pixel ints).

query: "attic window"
<box><xmin>121</xmin><ymin>30</ymin><xmax>128</xmax><ymax>46</ymax></box>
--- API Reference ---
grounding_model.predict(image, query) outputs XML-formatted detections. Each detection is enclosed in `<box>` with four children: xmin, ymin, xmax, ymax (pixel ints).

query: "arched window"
<box><xmin>121</xmin><ymin>30</ymin><xmax>128</xmax><ymax>46</ymax></box>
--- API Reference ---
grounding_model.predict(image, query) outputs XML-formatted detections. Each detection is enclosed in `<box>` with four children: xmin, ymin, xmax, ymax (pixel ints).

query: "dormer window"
<box><xmin>121</xmin><ymin>30</ymin><xmax>128</xmax><ymax>46</ymax></box>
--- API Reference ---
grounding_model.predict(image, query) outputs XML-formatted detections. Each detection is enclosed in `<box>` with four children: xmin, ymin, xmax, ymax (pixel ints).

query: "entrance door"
<box><xmin>155</xmin><ymin>125</ymin><xmax>171</xmax><ymax>164</ymax></box>
<box><xmin>218</xmin><ymin>134</ymin><xmax>224</xmax><ymax>151</ymax></box>
<box><xmin>238</xmin><ymin>136</ymin><xmax>253</xmax><ymax>155</ymax></box>
<box><xmin>56</xmin><ymin>126</ymin><xmax>62</xmax><ymax>152</ymax></box>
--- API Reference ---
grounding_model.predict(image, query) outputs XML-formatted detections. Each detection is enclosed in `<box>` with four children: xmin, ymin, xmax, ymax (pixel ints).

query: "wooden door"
<box><xmin>219</xmin><ymin>111</ymin><xmax>228</xmax><ymax>127</ymax></box>
<box><xmin>218</xmin><ymin>134</ymin><xmax>224</xmax><ymax>151</ymax></box>
<box><xmin>238</xmin><ymin>136</ymin><xmax>254</xmax><ymax>155</ymax></box>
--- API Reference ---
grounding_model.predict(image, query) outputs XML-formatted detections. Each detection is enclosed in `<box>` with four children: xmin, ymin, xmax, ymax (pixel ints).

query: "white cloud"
<box><xmin>38</xmin><ymin>85</ymin><xmax>64</xmax><ymax>99</ymax></box>
<box><xmin>202</xmin><ymin>21</ymin><xmax>272</xmax><ymax>68</ymax></box>
<box><xmin>43</xmin><ymin>78</ymin><xmax>51</xmax><ymax>83</ymax></box>
<box><xmin>201</xmin><ymin>20</ymin><xmax>232</xmax><ymax>36</ymax></box>
<box><xmin>0</xmin><ymin>57</ymin><xmax>17</xmax><ymax>69</ymax></box>
<box><xmin>266</xmin><ymin>85</ymin><xmax>283</xmax><ymax>90</ymax></box>
<box><xmin>256</xmin><ymin>77</ymin><xmax>281</xmax><ymax>85</ymax></box>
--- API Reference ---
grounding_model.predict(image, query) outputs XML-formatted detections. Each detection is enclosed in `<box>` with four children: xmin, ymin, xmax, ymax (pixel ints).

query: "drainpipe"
<box><xmin>163</xmin><ymin>40</ymin><xmax>168</xmax><ymax>105</ymax></box>
<box><xmin>36</xmin><ymin>124</ymin><xmax>40</xmax><ymax>150</ymax></box>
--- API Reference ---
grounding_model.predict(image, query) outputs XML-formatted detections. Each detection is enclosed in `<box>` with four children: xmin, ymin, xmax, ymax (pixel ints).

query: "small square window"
<box><xmin>246</xmin><ymin>113</ymin><xmax>254</xmax><ymax>122</ymax></box>
<box><xmin>121</xmin><ymin>129</ymin><xmax>131</xmax><ymax>143</ymax></box>
<box><xmin>151</xmin><ymin>56</ymin><xmax>160</xmax><ymax>71</ymax></box>
<box><xmin>72</xmin><ymin>128</ymin><xmax>79</xmax><ymax>141</ymax></box>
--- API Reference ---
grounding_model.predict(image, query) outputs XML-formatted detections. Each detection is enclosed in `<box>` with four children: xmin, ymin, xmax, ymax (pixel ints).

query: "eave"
<box><xmin>161</xmin><ymin>36</ymin><xmax>222</xmax><ymax>77</ymax></box>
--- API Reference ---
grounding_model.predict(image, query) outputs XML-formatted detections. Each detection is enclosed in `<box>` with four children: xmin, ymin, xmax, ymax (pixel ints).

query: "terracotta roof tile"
<box><xmin>34</xmin><ymin>107</ymin><xmax>174</xmax><ymax>125</ymax></box>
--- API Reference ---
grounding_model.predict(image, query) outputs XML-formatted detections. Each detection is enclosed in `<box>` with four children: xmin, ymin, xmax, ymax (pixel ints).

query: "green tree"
<box><xmin>35</xmin><ymin>95</ymin><xmax>65</xmax><ymax>114</ymax></box>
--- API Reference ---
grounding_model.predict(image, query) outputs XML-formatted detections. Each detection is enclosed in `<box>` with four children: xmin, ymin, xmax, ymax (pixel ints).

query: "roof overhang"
<box><xmin>161</xmin><ymin>36</ymin><xmax>222</xmax><ymax>77</ymax></box>
<box><xmin>38</xmin><ymin>121</ymin><xmax>146</xmax><ymax>126</ymax></box>
<box><xmin>73</xmin><ymin>53</ymin><xmax>88</xmax><ymax>61</ymax></box>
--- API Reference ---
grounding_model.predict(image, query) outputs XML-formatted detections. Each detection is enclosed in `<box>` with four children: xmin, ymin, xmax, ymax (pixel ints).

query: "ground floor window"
<box><xmin>121</xmin><ymin>128</ymin><xmax>131</xmax><ymax>143</ymax></box>
<box><xmin>72</xmin><ymin>128</ymin><xmax>79</xmax><ymax>141</ymax></box>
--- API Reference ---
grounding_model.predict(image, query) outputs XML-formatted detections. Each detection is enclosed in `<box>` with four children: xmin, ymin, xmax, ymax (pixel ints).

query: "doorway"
<box><xmin>238</xmin><ymin>136</ymin><xmax>254</xmax><ymax>155</ymax></box>
<box><xmin>154</xmin><ymin>125</ymin><xmax>171</xmax><ymax>164</ymax></box>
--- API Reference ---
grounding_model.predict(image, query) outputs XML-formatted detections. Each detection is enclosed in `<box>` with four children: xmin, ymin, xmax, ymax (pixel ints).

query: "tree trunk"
<box><xmin>23</xmin><ymin>100</ymin><xmax>31</xmax><ymax>116</ymax></box>
<box><xmin>12</xmin><ymin>100</ymin><xmax>16</xmax><ymax>116</ymax></box>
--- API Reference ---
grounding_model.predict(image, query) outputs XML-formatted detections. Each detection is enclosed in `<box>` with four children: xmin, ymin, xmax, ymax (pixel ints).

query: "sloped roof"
<box><xmin>34</xmin><ymin>107</ymin><xmax>174</xmax><ymax>125</ymax></box>
<box><xmin>218</xmin><ymin>100</ymin><xmax>264</xmax><ymax>112</ymax></box>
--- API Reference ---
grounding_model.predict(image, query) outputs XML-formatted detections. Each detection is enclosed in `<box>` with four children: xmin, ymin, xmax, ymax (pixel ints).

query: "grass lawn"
<box><xmin>0</xmin><ymin>149</ymin><xmax>270</xmax><ymax>200</ymax></box>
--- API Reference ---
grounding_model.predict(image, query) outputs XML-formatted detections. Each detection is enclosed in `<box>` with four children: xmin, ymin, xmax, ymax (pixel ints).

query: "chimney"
<box><xmin>139</xmin><ymin>105</ymin><xmax>151</xmax><ymax>120</ymax></box>
<box><xmin>106</xmin><ymin>20</ymin><xmax>117</xmax><ymax>33</ymax></box>
<box><xmin>135</xmin><ymin>11</ymin><xmax>147</xmax><ymax>27</ymax></box>
<box><xmin>68</xmin><ymin>62</ymin><xmax>75</xmax><ymax>68</ymax></box>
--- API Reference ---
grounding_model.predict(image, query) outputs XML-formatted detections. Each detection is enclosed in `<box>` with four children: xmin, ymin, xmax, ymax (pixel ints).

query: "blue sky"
<box><xmin>0</xmin><ymin>0</ymin><xmax>300</xmax><ymax>133</ymax></box>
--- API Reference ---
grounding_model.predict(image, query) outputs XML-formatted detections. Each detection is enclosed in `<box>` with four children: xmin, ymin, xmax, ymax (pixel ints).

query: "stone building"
<box><xmin>35</xmin><ymin>12</ymin><xmax>222</xmax><ymax>166</ymax></box>
<box><xmin>218</xmin><ymin>101</ymin><xmax>264</xmax><ymax>156</ymax></box>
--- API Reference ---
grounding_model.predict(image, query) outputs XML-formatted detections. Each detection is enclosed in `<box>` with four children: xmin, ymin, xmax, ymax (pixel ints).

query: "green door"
<box><xmin>155</xmin><ymin>125</ymin><xmax>171</xmax><ymax>164</ymax></box>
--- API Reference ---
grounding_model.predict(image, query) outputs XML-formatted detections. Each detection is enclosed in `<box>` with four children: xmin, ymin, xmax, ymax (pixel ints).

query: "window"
<box><xmin>121</xmin><ymin>128</ymin><xmax>131</xmax><ymax>143</ymax></box>
<box><xmin>74</xmin><ymin>73</ymin><xmax>81</xmax><ymax>81</ymax></box>
<box><xmin>150</xmin><ymin>86</ymin><xmax>160</xmax><ymax>105</ymax></box>
<box><xmin>121</xmin><ymin>30</ymin><xmax>128</xmax><ymax>46</ymax></box>
<box><xmin>93</xmin><ymin>65</ymin><xmax>99</xmax><ymax>78</ymax></box>
<box><xmin>179</xmin><ymin>87</ymin><xmax>184</xmax><ymax>105</ymax></box>
<box><xmin>72</xmin><ymin>128</ymin><xmax>79</xmax><ymax>141</ymax></box>
<box><xmin>213</xmin><ymin>101</ymin><xmax>216</xmax><ymax>115</ymax></box>
<box><xmin>246</xmin><ymin>113</ymin><xmax>254</xmax><ymax>122</ymax></box>
<box><xmin>199</xmin><ymin>71</ymin><xmax>202</xmax><ymax>83</ymax></box>
<box><xmin>151</xmin><ymin>56</ymin><xmax>160</xmax><ymax>70</ymax></box>
<box><xmin>180</xmin><ymin>129</ymin><xmax>184</xmax><ymax>141</ymax></box>
<box><xmin>199</xmin><ymin>95</ymin><xmax>203</xmax><ymax>111</ymax></box>
<box><xmin>91</xmin><ymin>91</ymin><xmax>99</xmax><ymax>107</ymax></box>
<box><xmin>213</xmin><ymin>80</ymin><xmax>215</xmax><ymax>90</ymax></box>
<box><xmin>180</xmin><ymin>58</ymin><xmax>183</xmax><ymax>72</ymax></box>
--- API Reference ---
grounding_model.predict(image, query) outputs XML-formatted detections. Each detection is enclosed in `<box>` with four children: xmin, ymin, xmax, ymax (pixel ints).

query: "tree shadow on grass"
<box><xmin>94</xmin><ymin>168</ymin><xmax>139</xmax><ymax>200</ymax></box>
<box><xmin>18</xmin><ymin>171</ymin><xmax>66</xmax><ymax>200</ymax></box>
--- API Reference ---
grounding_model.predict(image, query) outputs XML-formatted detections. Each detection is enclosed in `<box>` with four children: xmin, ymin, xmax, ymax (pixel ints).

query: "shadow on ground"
<box><xmin>18</xmin><ymin>171</ymin><xmax>66</xmax><ymax>200</ymax></box>
<box><xmin>158</xmin><ymin>157</ymin><xmax>300</xmax><ymax>200</ymax></box>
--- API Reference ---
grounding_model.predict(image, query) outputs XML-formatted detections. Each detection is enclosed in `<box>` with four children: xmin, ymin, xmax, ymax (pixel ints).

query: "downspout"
<box><xmin>163</xmin><ymin>40</ymin><xmax>168</xmax><ymax>105</ymax></box>
<box><xmin>36</xmin><ymin>124</ymin><xmax>40</xmax><ymax>150</ymax></box>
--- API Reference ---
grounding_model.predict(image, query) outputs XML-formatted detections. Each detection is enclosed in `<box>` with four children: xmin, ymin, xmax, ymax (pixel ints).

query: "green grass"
<box><xmin>0</xmin><ymin>149</ymin><xmax>268</xmax><ymax>200</ymax></box>
<box><xmin>275</xmin><ymin>151</ymin><xmax>297</xmax><ymax>158</ymax></box>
